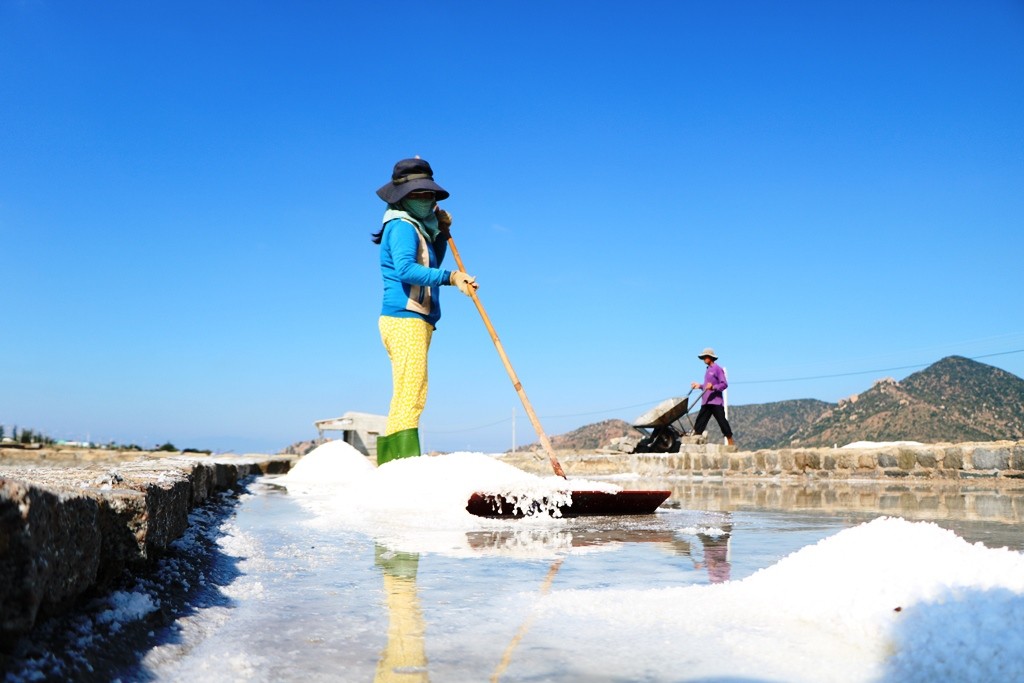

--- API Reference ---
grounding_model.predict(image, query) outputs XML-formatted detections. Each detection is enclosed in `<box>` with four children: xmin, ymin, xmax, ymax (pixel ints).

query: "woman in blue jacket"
<box><xmin>371</xmin><ymin>158</ymin><xmax>477</xmax><ymax>464</ymax></box>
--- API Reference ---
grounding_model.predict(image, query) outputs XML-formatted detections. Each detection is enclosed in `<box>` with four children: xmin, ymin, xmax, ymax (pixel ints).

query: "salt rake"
<box><xmin>447</xmin><ymin>236</ymin><xmax>670</xmax><ymax>518</ymax></box>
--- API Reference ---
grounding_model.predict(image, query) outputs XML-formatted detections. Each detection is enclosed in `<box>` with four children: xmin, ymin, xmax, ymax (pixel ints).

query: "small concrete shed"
<box><xmin>314</xmin><ymin>412</ymin><xmax>388</xmax><ymax>458</ymax></box>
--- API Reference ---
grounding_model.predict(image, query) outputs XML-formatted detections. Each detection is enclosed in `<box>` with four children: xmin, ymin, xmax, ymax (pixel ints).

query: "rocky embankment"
<box><xmin>0</xmin><ymin>447</ymin><xmax>294</xmax><ymax>643</ymax></box>
<box><xmin>500</xmin><ymin>440</ymin><xmax>1024</xmax><ymax>481</ymax></box>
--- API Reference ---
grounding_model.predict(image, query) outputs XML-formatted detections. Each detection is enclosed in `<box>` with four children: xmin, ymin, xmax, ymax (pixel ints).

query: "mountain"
<box><xmin>546</xmin><ymin>419</ymin><xmax>635</xmax><ymax>451</ymax></box>
<box><xmin>702</xmin><ymin>399</ymin><xmax>833</xmax><ymax>450</ymax></box>
<box><xmin>525</xmin><ymin>356</ymin><xmax>1024</xmax><ymax>452</ymax></box>
<box><xmin>784</xmin><ymin>356</ymin><xmax>1024</xmax><ymax>447</ymax></box>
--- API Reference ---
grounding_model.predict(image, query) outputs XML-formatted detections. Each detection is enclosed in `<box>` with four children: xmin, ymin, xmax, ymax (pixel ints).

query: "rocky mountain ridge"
<box><xmin>524</xmin><ymin>356</ymin><xmax>1024</xmax><ymax>452</ymax></box>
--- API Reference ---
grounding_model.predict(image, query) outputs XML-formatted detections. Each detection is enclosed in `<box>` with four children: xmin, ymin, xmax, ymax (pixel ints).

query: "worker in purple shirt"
<box><xmin>690</xmin><ymin>347</ymin><xmax>735</xmax><ymax>446</ymax></box>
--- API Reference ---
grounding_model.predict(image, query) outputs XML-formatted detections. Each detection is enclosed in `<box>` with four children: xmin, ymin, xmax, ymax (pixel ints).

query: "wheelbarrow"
<box><xmin>630</xmin><ymin>391</ymin><xmax>701</xmax><ymax>454</ymax></box>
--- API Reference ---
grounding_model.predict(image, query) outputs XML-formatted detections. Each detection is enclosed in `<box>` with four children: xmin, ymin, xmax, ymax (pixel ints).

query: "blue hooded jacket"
<box><xmin>379</xmin><ymin>218</ymin><xmax>451</xmax><ymax>328</ymax></box>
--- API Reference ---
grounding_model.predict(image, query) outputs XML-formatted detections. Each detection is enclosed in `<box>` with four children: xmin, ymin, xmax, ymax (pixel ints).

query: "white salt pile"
<box><xmin>282</xmin><ymin>440</ymin><xmax>619</xmax><ymax>519</ymax></box>
<box><xmin>533</xmin><ymin>517</ymin><xmax>1024</xmax><ymax>682</ymax></box>
<box><xmin>280</xmin><ymin>440</ymin><xmax>621</xmax><ymax>556</ymax></box>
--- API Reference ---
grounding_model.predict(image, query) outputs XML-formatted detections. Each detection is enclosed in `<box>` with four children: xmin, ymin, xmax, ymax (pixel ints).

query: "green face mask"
<box><xmin>402</xmin><ymin>197</ymin><xmax>436</xmax><ymax>220</ymax></box>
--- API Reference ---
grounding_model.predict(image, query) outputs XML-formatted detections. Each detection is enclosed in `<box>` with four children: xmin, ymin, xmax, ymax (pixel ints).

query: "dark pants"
<box><xmin>693</xmin><ymin>404</ymin><xmax>733</xmax><ymax>438</ymax></box>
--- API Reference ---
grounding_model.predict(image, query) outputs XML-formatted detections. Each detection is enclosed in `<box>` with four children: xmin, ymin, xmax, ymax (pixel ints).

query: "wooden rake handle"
<box><xmin>447</xmin><ymin>236</ymin><xmax>567</xmax><ymax>479</ymax></box>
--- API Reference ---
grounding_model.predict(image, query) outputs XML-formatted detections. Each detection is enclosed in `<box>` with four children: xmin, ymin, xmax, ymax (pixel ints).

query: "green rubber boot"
<box><xmin>375</xmin><ymin>433</ymin><xmax>392</xmax><ymax>465</ymax></box>
<box><xmin>377</xmin><ymin>428</ymin><xmax>421</xmax><ymax>466</ymax></box>
<box><xmin>374</xmin><ymin>543</ymin><xmax>419</xmax><ymax>579</ymax></box>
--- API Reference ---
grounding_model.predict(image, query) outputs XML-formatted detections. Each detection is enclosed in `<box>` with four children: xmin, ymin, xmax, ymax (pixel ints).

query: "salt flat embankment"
<box><xmin>0</xmin><ymin>448</ymin><xmax>294</xmax><ymax>642</ymax></box>
<box><xmin>6</xmin><ymin>439</ymin><xmax>1022</xmax><ymax>642</ymax></box>
<box><xmin>499</xmin><ymin>440</ymin><xmax>1024</xmax><ymax>481</ymax></box>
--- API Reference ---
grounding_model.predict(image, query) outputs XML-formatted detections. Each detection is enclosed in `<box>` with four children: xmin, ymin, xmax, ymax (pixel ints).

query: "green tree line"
<box><xmin>0</xmin><ymin>425</ymin><xmax>56</xmax><ymax>445</ymax></box>
<box><xmin>0</xmin><ymin>425</ymin><xmax>209</xmax><ymax>453</ymax></box>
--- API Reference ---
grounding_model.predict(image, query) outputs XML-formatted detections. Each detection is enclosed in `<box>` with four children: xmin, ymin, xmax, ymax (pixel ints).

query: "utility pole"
<box><xmin>511</xmin><ymin>406</ymin><xmax>516</xmax><ymax>453</ymax></box>
<box><xmin>723</xmin><ymin>366</ymin><xmax>729</xmax><ymax>445</ymax></box>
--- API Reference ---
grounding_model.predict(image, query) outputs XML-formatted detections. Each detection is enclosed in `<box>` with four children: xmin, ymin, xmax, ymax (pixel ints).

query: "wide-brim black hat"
<box><xmin>376</xmin><ymin>157</ymin><xmax>450</xmax><ymax>204</ymax></box>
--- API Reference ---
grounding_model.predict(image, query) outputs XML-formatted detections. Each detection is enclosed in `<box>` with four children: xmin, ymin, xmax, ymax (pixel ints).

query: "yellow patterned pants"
<box><xmin>378</xmin><ymin>316</ymin><xmax>434</xmax><ymax>435</ymax></box>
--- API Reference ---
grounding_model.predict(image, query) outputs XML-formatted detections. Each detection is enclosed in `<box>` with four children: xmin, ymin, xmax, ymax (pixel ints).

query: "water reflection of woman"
<box><xmin>695</xmin><ymin>519</ymin><xmax>732</xmax><ymax>584</ymax></box>
<box><xmin>374</xmin><ymin>545</ymin><xmax>429</xmax><ymax>682</ymax></box>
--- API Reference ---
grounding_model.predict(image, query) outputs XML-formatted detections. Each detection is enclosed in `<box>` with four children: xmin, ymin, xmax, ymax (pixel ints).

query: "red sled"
<box><xmin>466</xmin><ymin>490</ymin><xmax>671</xmax><ymax>518</ymax></box>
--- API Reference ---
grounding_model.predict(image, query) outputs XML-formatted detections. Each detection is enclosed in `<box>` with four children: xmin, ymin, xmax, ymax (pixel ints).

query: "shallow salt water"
<box><xmin>6</xmin><ymin>444</ymin><xmax>1024</xmax><ymax>682</ymax></box>
<box><xmin>143</xmin><ymin>485</ymin><xmax>862</xmax><ymax>682</ymax></box>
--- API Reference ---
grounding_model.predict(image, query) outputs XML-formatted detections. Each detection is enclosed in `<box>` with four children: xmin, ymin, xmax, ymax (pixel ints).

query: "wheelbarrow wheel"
<box><xmin>648</xmin><ymin>427</ymin><xmax>679</xmax><ymax>453</ymax></box>
<box><xmin>632</xmin><ymin>436</ymin><xmax>653</xmax><ymax>454</ymax></box>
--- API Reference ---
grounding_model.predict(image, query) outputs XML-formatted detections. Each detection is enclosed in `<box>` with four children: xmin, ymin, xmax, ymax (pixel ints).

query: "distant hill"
<box><xmin>547</xmin><ymin>419</ymin><xmax>635</xmax><ymax>451</ymax></box>
<box><xmin>783</xmin><ymin>356</ymin><xmax>1024</xmax><ymax>447</ymax></box>
<box><xmin>702</xmin><ymin>399</ymin><xmax>833</xmax><ymax>450</ymax></box>
<box><xmin>522</xmin><ymin>356</ymin><xmax>1024</xmax><ymax>452</ymax></box>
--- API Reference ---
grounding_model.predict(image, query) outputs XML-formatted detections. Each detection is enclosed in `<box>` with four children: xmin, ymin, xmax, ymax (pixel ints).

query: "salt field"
<box><xmin>6</xmin><ymin>441</ymin><xmax>1024</xmax><ymax>682</ymax></box>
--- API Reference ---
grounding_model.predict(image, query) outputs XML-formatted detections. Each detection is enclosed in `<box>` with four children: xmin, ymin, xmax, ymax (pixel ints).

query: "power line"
<box><xmin>426</xmin><ymin>416</ymin><xmax>513</xmax><ymax>434</ymax></box>
<box><xmin>735</xmin><ymin>348</ymin><xmax>1024</xmax><ymax>385</ymax></box>
<box><xmin>425</xmin><ymin>348</ymin><xmax>1024</xmax><ymax>436</ymax></box>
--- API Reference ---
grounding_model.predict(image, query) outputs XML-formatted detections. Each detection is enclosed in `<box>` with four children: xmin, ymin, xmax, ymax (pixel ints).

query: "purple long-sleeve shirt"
<box><xmin>701</xmin><ymin>363</ymin><xmax>728</xmax><ymax>406</ymax></box>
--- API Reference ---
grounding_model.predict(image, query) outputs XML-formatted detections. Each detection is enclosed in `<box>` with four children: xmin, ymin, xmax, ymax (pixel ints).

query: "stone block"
<box><xmin>897</xmin><ymin>450</ymin><xmax>917</xmax><ymax>471</ymax></box>
<box><xmin>700</xmin><ymin>454</ymin><xmax>718</xmax><ymax>470</ymax></box>
<box><xmin>779</xmin><ymin>452</ymin><xmax>795</xmax><ymax>471</ymax></box>
<box><xmin>971</xmin><ymin>447</ymin><xmax>1010</xmax><ymax>471</ymax></box>
<box><xmin>1012</xmin><ymin>445</ymin><xmax>1024</xmax><ymax>471</ymax></box>
<box><xmin>835</xmin><ymin>453</ymin><xmax>857</xmax><ymax>469</ymax></box>
<box><xmin>186</xmin><ymin>461</ymin><xmax>215</xmax><ymax>504</ymax></box>
<box><xmin>878</xmin><ymin>454</ymin><xmax>898</xmax><ymax>468</ymax></box>
<box><xmin>91</xmin><ymin>488</ymin><xmax>150</xmax><ymax>584</ymax></box>
<box><xmin>0</xmin><ymin>479</ymin><xmax>102</xmax><ymax>635</ymax></box>
<box><xmin>942</xmin><ymin>448</ymin><xmax>964</xmax><ymax>471</ymax></box>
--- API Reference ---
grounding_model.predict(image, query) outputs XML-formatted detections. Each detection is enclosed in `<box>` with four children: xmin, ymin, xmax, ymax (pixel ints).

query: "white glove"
<box><xmin>449</xmin><ymin>271</ymin><xmax>478</xmax><ymax>297</ymax></box>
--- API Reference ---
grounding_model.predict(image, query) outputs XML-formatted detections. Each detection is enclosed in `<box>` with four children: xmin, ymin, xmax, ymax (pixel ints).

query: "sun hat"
<box><xmin>698</xmin><ymin>347</ymin><xmax>718</xmax><ymax>360</ymax></box>
<box><xmin>376</xmin><ymin>157</ymin><xmax>450</xmax><ymax>204</ymax></box>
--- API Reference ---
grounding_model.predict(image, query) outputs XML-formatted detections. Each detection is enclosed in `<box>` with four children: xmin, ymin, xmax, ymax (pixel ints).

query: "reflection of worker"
<box><xmin>661</xmin><ymin>521</ymin><xmax>731</xmax><ymax>583</ymax></box>
<box><xmin>371</xmin><ymin>158</ymin><xmax>478</xmax><ymax>465</ymax></box>
<box><xmin>374</xmin><ymin>545</ymin><xmax>430</xmax><ymax>682</ymax></box>
<box><xmin>695</xmin><ymin>522</ymin><xmax>732</xmax><ymax>584</ymax></box>
<box><xmin>690</xmin><ymin>347</ymin><xmax>735</xmax><ymax>446</ymax></box>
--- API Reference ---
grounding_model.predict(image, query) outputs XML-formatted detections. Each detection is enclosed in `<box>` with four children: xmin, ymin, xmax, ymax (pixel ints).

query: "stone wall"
<box><xmin>0</xmin><ymin>450</ymin><xmax>293</xmax><ymax>641</ymax></box>
<box><xmin>645</xmin><ymin>478</ymin><xmax>1024</xmax><ymax>526</ymax></box>
<box><xmin>499</xmin><ymin>440</ymin><xmax>1024</xmax><ymax>481</ymax></box>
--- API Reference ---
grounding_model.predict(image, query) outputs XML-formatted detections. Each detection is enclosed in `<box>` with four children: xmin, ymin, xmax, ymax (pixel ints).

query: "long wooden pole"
<box><xmin>447</xmin><ymin>236</ymin><xmax>567</xmax><ymax>479</ymax></box>
<box><xmin>490</xmin><ymin>558</ymin><xmax>564</xmax><ymax>682</ymax></box>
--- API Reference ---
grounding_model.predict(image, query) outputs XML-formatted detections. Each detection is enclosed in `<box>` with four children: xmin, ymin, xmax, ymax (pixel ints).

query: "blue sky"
<box><xmin>2</xmin><ymin>1</ymin><xmax>1022</xmax><ymax>454</ymax></box>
